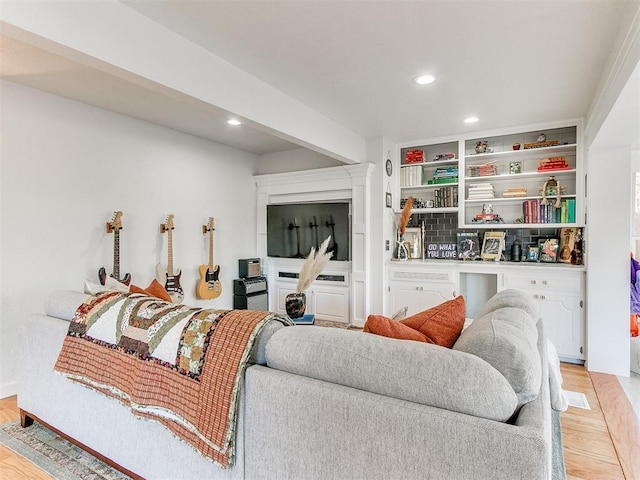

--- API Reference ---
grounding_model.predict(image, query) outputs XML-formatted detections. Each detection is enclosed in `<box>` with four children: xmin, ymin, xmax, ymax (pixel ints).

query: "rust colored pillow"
<box><xmin>130</xmin><ymin>279</ymin><xmax>172</xmax><ymax>303</ymax></box>
<box><xmin>364</xmin><ymin>315</ymin><xmax>428</xmax><ymax>343</ymax></box>
<box><xmin>400</xmin><ymin>296</ymin><xmax>466</xmax><ymax>348</ymax></box>
<box><xmin>631</xmin><ymin>314</ymin><xmax>639</xmax><ymax>337</ymax></box>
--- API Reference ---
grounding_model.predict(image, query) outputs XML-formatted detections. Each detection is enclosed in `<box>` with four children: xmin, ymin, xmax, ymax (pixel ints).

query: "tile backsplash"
<box><xmin>407</xmin><ymin>212</ymin><xmax>577</xmax><ymax>261</ymax></box>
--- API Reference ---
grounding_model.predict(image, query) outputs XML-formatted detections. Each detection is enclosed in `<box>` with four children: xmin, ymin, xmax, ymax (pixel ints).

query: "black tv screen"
<box><xmin>267</xmin><ymin>203</ymin><xmax>350</xmax><ymax>261</ymax></box>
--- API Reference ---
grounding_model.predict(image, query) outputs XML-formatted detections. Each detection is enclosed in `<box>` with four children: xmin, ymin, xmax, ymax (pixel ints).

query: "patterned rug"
<box><xmin>0</xmin><ymin>420</ymin><xmax>131</xmax><ymax>480</ymax></box>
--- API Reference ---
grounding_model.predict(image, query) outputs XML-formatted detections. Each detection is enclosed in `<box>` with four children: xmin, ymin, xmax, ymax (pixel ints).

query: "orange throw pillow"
<box><xmin>130</xmin><ymin>279</ymin><xmax>172</xmax><ymax>303</ymax></box>
<box><xmin>400</xmin><ymin>296</ymin><xmax>466</xmax><ymax>348</ymax></box>
<box><xmin>631</xmin><ymin>314</ymin><xmax>639</xmax><ymax>337</ymax></box>
<box><xmin>364</xmin><ymin>315</ymin><xmax>428</xmax><ymax>343</ymax></box>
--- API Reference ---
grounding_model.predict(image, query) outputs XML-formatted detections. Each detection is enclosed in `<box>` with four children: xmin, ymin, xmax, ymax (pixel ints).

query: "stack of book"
<box><xmin>467</xmin><ymin>183</ymin><xmax>495</xmax><ymax>200</ymax></box>
<box><xmin>522</xmin><ymin>199</ymin><xmax>576</xmax><ymax>223</ymax></box>
<box><xmin>401</xmin><ymin>165</ymin><xmax>423</xmax><ymax>187</ymax></box>
<box><xmin>467</xmin><ymin>163</ymin><xmax>498</xmax><ymax>177</ymax></box>
<box><xmin>404</xmin><ymin>149</ymin><xmax>424</xmax><ymax>164</ymax></box>
<box><xmin>428</xmin><ymin>166</ymin><xmax>458</xmax><ymax>185</ymax></box>
<box><xmin>537</xmin><ymin>156</ymin><xmax>571</xmax><ymax>172</ymax></box>
<box><xmin>503</xmin><ymin>187</ymin><xmax>527</xmax><ymax>198</ymax></box>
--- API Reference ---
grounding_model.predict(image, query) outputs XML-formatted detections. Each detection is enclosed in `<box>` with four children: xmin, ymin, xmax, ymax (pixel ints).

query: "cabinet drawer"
<box><xmin>389</xmin><ymin>268</ymin><xmax>455</xmax><ymax>284</ymax></box>
<box><xmin>503</xmin><ymin>271</ymin><xmax>582</xmax><ymax>292</ymax></box>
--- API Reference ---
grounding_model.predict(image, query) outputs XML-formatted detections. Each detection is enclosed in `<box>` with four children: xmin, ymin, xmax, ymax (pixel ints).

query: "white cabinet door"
<box><xmin>312</xmin><ymin>286</ymin><xmax>350</xmax><ymax>323</ymax></box>
<box><xmin>389</xmin><ymin>282</ymin><xmax>456</xmax><ymax>317</ymax></box>
<box><xmin>388</xmin><ymin>267</ymin><xmax>457</xmax><ymax>317</ymax></box>
<box><xmin>535</xmin><ymin>291</ymin><xmax>584</xmax><ymax>359</ymax></box>
<box><xmin>502</xmin><ymin>269</ymin><xmax>585</xmax><ymax>360</ymax></box>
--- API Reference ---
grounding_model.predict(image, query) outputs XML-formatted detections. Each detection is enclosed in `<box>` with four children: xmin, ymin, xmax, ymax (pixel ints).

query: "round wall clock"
<box><xmin>386</xmin><ymin>158</ymin><xmax>393</xmax><ymax>176</ymax></box>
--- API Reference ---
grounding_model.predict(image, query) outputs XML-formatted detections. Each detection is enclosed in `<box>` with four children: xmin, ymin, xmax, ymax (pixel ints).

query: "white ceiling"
<box><xmin>1</xmin><ymin>1</ymin><xmax>637</xmax><ymax>156</ymax></box>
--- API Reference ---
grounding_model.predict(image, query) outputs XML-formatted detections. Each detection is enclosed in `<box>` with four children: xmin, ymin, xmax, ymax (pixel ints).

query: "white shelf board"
<box><xmin>401</xmin><ymin>182</ymin><xmax>459</xmax><ymax>190</ymax></box>
<box><xmin>465</xmin><ymin>194</ymin><xmax>577</xmax><ymax>204</ymax></box>
<box><xmin>464</xmin><ymin>169</ymin><xmax>576</xmax><ymax>182</ymax></box>
<box><xmin>464</xmin><ymin>143</ymin><xmax>577</xmax><ymax>161</ymax></box>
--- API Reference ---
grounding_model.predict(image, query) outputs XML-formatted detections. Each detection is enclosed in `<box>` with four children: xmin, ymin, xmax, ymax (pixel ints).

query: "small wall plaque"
<box><xmin>426</xmin><ymin>242</ymin><xmax>458</xmax><ymax>259</ymax></box>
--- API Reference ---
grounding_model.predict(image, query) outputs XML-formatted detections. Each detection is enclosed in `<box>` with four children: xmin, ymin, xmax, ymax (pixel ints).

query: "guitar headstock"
<box><xmin>106</xmin><ymin>211</ymin><xmax>124</xmax><ymax>233</ymax></box>
<box><xmin>202</xmin><ymin>217</ymin><xmax>215</xmax><ymax>234</ymax></box>
<box><xmin>160</xmin><ymin>214</ymin><xmax>175</xmax><ymax>233</ymax></box>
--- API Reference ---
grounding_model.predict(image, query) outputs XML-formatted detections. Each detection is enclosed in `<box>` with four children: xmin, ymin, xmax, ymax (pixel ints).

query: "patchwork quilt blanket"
<box><xmin>54</xmin><ymin>291</ymin><xmax>290</xmax><ymax>468</ymax></box>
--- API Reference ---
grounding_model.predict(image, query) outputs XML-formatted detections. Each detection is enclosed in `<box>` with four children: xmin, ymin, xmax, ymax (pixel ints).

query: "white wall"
<box><xmin>586</xmin><ymin>147</ymin><xmax>631</xmax><ymax>376</ymax></box>
<box><xmin>256</xmin><ymin>148</ymin><xmax>342</xmax><ymax>175</ymax></box>
<box><xmin>0</xmin><ymin>81</ymin><xmax>259</xmax><ymax>397</ymax></box>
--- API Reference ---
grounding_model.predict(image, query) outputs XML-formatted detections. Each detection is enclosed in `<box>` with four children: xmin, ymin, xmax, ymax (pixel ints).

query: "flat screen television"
<box><xmin>266</xmin><ymin>202</ymin><xmax>350</xmax><ymax>261</ymax></box>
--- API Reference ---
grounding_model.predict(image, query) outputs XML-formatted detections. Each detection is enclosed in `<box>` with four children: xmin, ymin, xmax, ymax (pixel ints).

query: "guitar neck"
<box><xmin>113</xmin><ymin>231</ymin><xmax>120</xmax><ymax>278</ymax></box>
<box><xmin>208</xmin><ymin>228</ymin><xmax>214</xmax><ymax>269</ymax></box>
<box><xmin>167</xmin><ymin>229</ymin><xmax>174</xmax><ymax>276</ymax></box>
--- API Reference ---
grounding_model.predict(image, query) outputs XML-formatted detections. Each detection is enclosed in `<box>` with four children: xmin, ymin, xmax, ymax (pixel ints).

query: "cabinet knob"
<box><xmin>531</xmin><ymin>280</ymin><xmax>536</xmax><ymax>284</ymax></box>
<box><xmin>533</xmin><ymin>294</ymin><xmax>539</xmax><ymax>299</ymax></box>
<box><xmin>452</xmin><ymin>290</ymin><xmax>456</xmax><ymax>298</ymax></box>
<box><xmin>542</xmin><ymin>280</ymin><xmax>548</xmax><ymax>285</ymax></box>
<box><xmin>540</xmin><ymin>295</ymin><xmax>546</xmax><ymax>300</ymax></box>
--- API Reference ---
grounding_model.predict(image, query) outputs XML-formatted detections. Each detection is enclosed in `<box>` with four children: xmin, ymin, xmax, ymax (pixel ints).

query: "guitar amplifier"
<box><xmin>233</xmin><ymin>276</ymin><xmax>267</xmax><ymax>295</ymax></box>
<box><xmin>233</xmin><ymin>292</ymin><xmax>268</xmax><ymax>311</ymax></box>
<box><xmin>239</xmin><ymin>258</ymin><xmax>262</xmax><ymax>279</ymax></box>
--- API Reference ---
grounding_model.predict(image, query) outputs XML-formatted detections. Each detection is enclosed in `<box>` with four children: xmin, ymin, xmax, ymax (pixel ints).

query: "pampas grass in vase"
<box><xmin>395</xmin><ymin>196</ymin><xmax>414</xmax><ymax>260</ymax></box>
<box><xmin>286</xmin><ymin>236</ymin><xmax>333</xmax><ymax>319</ymax></box>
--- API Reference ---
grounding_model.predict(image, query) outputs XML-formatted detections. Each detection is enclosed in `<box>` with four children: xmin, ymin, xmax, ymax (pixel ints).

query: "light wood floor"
<box><xmin>0</xmin><ymin>364</ymin><xmax>638</xmax><ymax>480</ymax></box>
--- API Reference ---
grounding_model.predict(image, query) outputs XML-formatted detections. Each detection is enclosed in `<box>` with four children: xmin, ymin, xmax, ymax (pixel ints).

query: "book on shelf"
<box><xmin>523</xmin><ymin>140</ymin><xmax>559</xmax><ymax>149</ymax></box>
<box><xmin>537</xmin><ymin>156</ymin><xmax>571</xmax><ymax>172</ymax></box>
<box><xmin>467</xmin><ymin>164</ymin><xmax>498</xmax><ymax>177</ymax></box>
<box><xmin>404</xmin><ymin>148</ymin><xmax>424</xmax><ymax>164</ymax></box>
<box><xmin>522</xmin><ymin>198</ymin><xmax>575</xmax><ymax>224</ymax></box>
<box><xmin>401</xmin><ymin>165</ymin><xmax>423</xmax><ymax>187</ymax></box>
<box><xmin>433</xmin><ymin>186</ymin><xmax>458</xmax><ymax>208</ymax></box>
<box><xmin>467</xmin><ymin>182</ymin><xmax>495</xmax><ymax>200</ymax></box>
<box><xmin>456</xmin><ymin>232</ymin><xmax>480</xmax><ymax>260</ymax></box>
<box><xmin>503</xmin><ymin>187</ymin><xmax>527</xmax><ymax>198</ymax></box>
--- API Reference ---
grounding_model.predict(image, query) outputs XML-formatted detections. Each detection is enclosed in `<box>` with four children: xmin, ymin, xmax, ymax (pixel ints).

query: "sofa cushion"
<box><xmin>400</xmin><ymin>296</ymin><xmax>466</xmax><ymax>348</ymax></box>
<box><xmin>453</xmin><ymin>306</ymin><xmax>541</xmax><ymax>407</ymax></box>
<box><xmin>129</xmin><ymin>279</ymin><xmax>172</xmax><ymax>302</ymax></box>
<box><xmin>475</xmin><ymin>288</ymin><xmax>539</xmax><ymax>321</ymax></box>
<box><xmin>44</xmin><ymin>290</ymin><xmax>91</xmax><ymax>321</ymax></box>
<box><xmin>266</xmin><ymin>326</ymin><xmax>518</xmax><ymax>421</ymax></box>
<box><xmin>363</xmin><ymin>315</ymin><xmax>428</xmax><ymax>342</ymax></box>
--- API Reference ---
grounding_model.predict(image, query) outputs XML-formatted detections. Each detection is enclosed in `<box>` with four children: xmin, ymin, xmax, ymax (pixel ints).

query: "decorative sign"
<box><xmin>426</xmin><ymin>243</ymin><xmax>458</xmax><ymax>259</ymax></box>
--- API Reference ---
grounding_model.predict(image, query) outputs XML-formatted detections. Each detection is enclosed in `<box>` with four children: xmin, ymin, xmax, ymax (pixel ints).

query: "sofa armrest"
<box><xmin>265</xmin><ymin>326</ymin><xmax>518</xmax><ymax>421</ymax></box>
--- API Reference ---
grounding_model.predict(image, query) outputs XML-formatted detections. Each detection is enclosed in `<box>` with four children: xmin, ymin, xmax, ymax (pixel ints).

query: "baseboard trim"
<box><xmin>0</xmin><ymin>382</ymin><xmax>18</xmax><ymax>400</ymax></box>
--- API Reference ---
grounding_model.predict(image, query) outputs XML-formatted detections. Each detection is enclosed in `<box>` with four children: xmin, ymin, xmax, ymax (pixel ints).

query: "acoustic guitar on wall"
<box><xmin>156</xmin><ymin>214</ymin><xmax>184</xmax><ymax>304</ymax></box>
<box><xmin>196</xmin><ymin>217</ymin><xmax>222</xmax><ymax>299</ymax></box>
<box><xmin>99</xmin><ymin>211</ymin><xmax>131</xmax><ymax>286</ymax></box>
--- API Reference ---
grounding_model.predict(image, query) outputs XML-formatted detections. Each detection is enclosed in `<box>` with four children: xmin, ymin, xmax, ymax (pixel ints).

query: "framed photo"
<box><xmin>557</xmin><ymin>227</ymin><xmax>578</xmax><ymax>264</ymax></box>
<box><xmin>509</xmin><ymin>161</ymin><xmax>522</xmax><ymax>174</ymax></box>
<box><xmin>404</xmin><ymin>227</ymin><xmax>423</xmax><ymax>259</ymax></box>
<box><xmin>457</xmin><ymin>232</ymin><xmax>480</xmax><ymax>260</ymax></box>
<box><xmin>386</xmin><ymin>192</ymin><xmax>392</xmax><ymax>208</ymax></box>
<box><xmin>527</xmin><ymin>245</ymin><xmax>540</xmax><ymax>262</ymax></box>
<box><xmin>538</xmin><ymin>238</ymin><xmax>559</xmax><ymax>263</ymax></box>
<box><xmin>481</xmin><ymin>231</ymin><xmax>505</xmax><ymax>261</ymax></box>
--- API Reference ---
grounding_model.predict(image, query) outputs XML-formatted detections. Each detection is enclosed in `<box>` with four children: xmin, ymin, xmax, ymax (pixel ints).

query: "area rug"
<box><xmin>0</xmin><ymin>420</ymin><xmax>132</xmax><ymax>480</ymax></box>
<box><xmin>552</xmin><ymin>410</ymin><xmax>568</xmax><ymax>480</ymax></box>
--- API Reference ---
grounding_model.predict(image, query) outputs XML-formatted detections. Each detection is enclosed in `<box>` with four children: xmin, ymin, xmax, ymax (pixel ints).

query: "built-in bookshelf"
<box><xmin>399</xmin><ymin>140</ymin><xmax>460</xmax><ymax>214</ymax></box>
<box><xmin>460</xmin><ymin>125</ymin><xmax>580</xmax><ymax>228</ymax></box>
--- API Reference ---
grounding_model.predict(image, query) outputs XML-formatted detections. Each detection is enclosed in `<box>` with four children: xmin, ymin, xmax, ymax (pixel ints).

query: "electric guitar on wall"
<box><xmin>156</xmin><ymin>214</ymin><xmax>184</xmax><ymax>304</ymax></box>
<box><xmin>196</xmin><ymin>217</ymin><xmax>222</xmax><ymax>300</ymax></box>
<box><xmin>99</xmin><ymin>211</ymin><xmax>131</xmax><ymax>286</ymax></box>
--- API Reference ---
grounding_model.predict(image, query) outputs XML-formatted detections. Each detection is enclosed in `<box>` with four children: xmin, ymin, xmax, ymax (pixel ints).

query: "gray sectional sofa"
<box><xmin>19</xmin><ymin>289</ymin><xmax>563</xmax><ymax>480</ymax></box>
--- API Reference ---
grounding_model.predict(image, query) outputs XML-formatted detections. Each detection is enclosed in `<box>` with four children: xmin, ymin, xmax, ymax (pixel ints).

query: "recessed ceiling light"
<box><xmin>414</xmin><ymin>74</ymin><xmax>435</xmax><ymax>85</ymax></box>
<box><xmin>464</xmin><ymin>116</ymin><xmax>479</xmax><ymax>124</ymax></box>
<box><xmin>227</xmin><ymin>119</ymin><xmax>241</xmax><ymax>126</ymax></box>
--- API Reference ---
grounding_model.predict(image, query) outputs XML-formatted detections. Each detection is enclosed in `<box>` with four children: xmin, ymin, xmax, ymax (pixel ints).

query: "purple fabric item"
<box><xmin>632</xmin><ymin>256</ymin><xmax>640</xmax><ymax>285</ymax></box>
<box><xmin>632</xmin><ymin>257</ymin><xmax>640</xmax><ymax>314</ymax></box>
